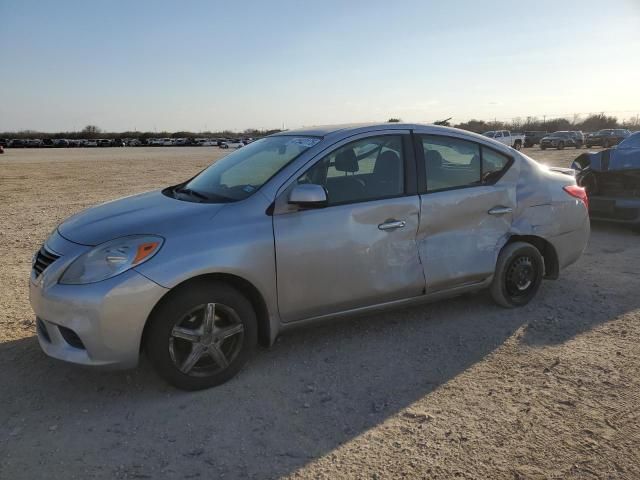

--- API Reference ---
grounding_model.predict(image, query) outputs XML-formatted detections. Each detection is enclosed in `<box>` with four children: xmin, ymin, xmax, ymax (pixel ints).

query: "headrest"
<box><xmin>334</xmin><ymin>149</ymin><xmax>358</xmax><ymax>173</ymax></box>
<box><xmin>374</xmin><ymin>150</ymin><xmax>401</xmax><ymax>175</ymax></box>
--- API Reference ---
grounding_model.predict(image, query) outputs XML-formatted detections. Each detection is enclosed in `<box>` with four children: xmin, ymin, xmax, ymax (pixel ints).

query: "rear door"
<box><xmin>272</xmin><ymin>131</ymin><xmax>425</xmax><ymax>322</ymax></box>
<box><xmin>415</xmin><ymin>134</ymin><xmax>517</xmax><ymax>293</ymax></box>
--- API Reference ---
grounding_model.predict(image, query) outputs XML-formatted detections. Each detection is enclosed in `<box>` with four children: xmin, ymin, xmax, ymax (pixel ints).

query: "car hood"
<box><xmin>58</xmin><ymin>189</ymin><xmax>226</xmax><ymax>246</ymax></box>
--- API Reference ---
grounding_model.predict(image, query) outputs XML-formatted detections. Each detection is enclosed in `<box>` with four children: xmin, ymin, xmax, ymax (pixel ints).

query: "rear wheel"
<box><xmin>490</xmin><ymin>242</ymin><xmax>544</xmax><ymax>308</ymax></box>
<box><xmin>513</xmin><ymin>141</ymin><xmax>522</xmax><ymax>151</ymax></box>
<box><xmin>557</xmin><ymin>141</ymin><xmax>565</xmax><ymax>150</ymax></box>
<box><xmin>541</xmin><ymin>145</ymin><xmax>547</xmax><ymax>150</ymax></box>
<box><xmin>145</xmin><ymin>282</ymin><xmax>257</xmax><ymax>390</ymax></box>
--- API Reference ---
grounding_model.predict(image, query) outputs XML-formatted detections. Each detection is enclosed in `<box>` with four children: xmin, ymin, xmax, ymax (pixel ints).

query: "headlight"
<box><xmin>59</xmin><ymin>235</ymin><xmax>164</xmax><ymax>285</ymax></box>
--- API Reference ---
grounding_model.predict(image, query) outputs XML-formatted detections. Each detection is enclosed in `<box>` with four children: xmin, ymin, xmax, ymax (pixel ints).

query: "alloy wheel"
<box><xmin>169</xmin><ymin>303</ymin><xmax>245</xmax><ymax>377</ymax></box>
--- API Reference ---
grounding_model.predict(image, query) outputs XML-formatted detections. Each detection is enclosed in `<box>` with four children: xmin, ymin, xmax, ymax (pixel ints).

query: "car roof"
<box><xmin>274</xmin><ymin>122</ymin><xmax>492</xmax><ymax>140</ymax></box>
<box><xmin>271</xmin><ymin>122</ymin><xmax>518</xmax><ymax>156</ymax></box>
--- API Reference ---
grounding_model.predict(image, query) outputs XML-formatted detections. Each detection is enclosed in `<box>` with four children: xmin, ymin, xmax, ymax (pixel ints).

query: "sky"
<box><xmin>1</xmin><ymin>0</ymin><xmax>639</xmax><ymax>132</ymax></box>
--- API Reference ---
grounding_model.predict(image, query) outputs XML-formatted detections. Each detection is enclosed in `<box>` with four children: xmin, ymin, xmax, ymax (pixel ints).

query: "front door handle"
<box><xmin>378</xmin><ymin>220</ymin><xmax>406</xmax><ymax>231</ymax></box>
<box><xmin>488</xmin><ymin>206</ymin><xmax>513</xmax><ymax>215</ymax></box>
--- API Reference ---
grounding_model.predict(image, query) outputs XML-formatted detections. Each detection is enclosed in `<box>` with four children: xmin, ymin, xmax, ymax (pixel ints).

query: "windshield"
<box><xmin>618</xmin><ymin>132</ymin><xmax>640</xmax><ymax>149</ymax></box>
<box><xmin>483</xmin><ymin>131</ymin><xmax>495</xmax><ymax>138</ymax></box>
<box><xmin>183</xmin><ymin>136</ymin><xmax>320</xmax><ymax>201</ymax></box>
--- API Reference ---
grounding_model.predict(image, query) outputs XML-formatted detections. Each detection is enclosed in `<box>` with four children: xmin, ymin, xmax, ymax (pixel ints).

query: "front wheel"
<box><xmin>145</xmin><ymin>282</ymin><xmax>257</xmax><ymax>390</ymax></box>
<box><xmin>490</xmin><ymin>242</ymin><xmax>544</xmax><ymax>308</ymax></box>
<box><xmin>557</xmin><ymin>141</ymin><xmax>565</xmax><ymax>150</ymax></box>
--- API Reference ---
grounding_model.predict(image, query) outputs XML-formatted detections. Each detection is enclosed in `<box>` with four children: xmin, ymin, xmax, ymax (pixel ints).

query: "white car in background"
<box><xmin>225</xmin><ymin>140</ymin><xmax>244</xmax><ymax>149</ymax></box>
<box><xmin>161</xmin><ymin>138</ymin><xmax>175</xmax><ymax>146</ymax></box>
<box><xmin>483</xmin><ymin>130</ymin><xmax>525</xmax><ymax>150</ymax></box>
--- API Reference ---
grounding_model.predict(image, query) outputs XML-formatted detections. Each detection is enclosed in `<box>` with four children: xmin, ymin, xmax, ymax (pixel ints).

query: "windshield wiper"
<box><xmin>173</xmin><ymin>185</ymin><xmax>234</xmax><ymax>203</ymax></box>
<box><xmin>174</xmin><ymin>186</ymin><xmax>210</xmax><ymax>201</ymax></box>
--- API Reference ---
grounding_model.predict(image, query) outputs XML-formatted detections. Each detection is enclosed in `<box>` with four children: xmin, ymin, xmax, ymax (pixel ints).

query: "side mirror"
<box><xmin>288</xmin><ymin>184</ymin><xmax>328</xmax><ymax>208</ymax></box>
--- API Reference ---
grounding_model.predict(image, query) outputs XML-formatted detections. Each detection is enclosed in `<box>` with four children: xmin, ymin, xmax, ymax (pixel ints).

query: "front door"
<box><xmin>415</xmin><ymin>134</ymin><xmax>516</xmax><ymax>293</ymax></box>
<box><xmin>273</xmin><ymin>132</ymin><xmax>425</xmax><ymax>323</ymax></box>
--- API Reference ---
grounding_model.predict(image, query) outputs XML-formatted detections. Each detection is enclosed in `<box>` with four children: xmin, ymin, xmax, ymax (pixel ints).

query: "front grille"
<box><xmin>33</xmin><ymin>246</ymin><xmax>60</xmax><ymax>278</ymax></box>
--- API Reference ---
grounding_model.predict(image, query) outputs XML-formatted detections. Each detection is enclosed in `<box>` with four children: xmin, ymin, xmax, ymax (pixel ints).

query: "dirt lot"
<box><xmin>1</xmin><ymin>146</ymin><xmax>639</xmax><ymax>479</ymax></box>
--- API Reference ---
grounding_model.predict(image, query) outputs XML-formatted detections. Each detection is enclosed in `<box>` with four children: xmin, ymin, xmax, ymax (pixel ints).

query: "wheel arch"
<box><xmin>505</xmin><ymin>234</ymin><xmax>559</xmax><ymax>279</ymax></box>
<box><xmin>141</xmin><ymin>273</ymin><xmax>273</xmax><ymax>352</ymax></box>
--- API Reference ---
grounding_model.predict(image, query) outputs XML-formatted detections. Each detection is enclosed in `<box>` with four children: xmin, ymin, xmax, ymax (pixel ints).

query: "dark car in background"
<box><xmin>8</xmin><ymin>139</ymin><xmax>26</xmax><ymax>148</ymax></box>
<box><xmin>524</xmin><ymin>131</ymin><xmax>548</xmax><ymax>147</ymax></box>
<box><xmin>0</xmin><ymin>138</ymin><xmax>8</xmax><ymax>147</ymax></box>
<box><xmin>540</xmin><ymin>131</ymin><xmax>581</xmax><ymax>150</ymax></box>
<box><xmin>585</xmin><ymin>129</ymin><xmax>631</xmax><ymax>148</ymax></box>
<box><xmin>573</xmin><ymin>131</ymin><xmax>640</xmax><ymax>230</ymax></box>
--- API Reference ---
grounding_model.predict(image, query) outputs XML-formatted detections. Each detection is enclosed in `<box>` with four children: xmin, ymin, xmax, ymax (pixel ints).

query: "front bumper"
<box><xmin>29</xmin><ymin>231</ymin><xmax>169</xmax><ymax>369</ymax></box>
<box><xmin>589</xmin><ymin>196</ymin><xmax>640</xmax><ymax>225</ymax></box>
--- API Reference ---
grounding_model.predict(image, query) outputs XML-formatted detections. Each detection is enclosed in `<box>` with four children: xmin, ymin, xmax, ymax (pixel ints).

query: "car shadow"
<box><xmin>1</xmin><ymin>224</ymin><xmax>637</xmax><ymax>479</ymax></box>
<box><xmin>519</xmin><ymin>221</ymin><xmax>640</xmax><ymax>347</ymax></box>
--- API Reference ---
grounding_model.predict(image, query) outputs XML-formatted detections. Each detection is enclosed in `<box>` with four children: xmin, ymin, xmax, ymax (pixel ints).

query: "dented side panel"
<box><xmin>418</xmin><ymin>183</ymin><xmax>516</xmax><ymax>293</ymax></box>
<box><xmin>273</xmin><ymin>196</ymin><xmax>425</xmax><ymax>323</ymax></box>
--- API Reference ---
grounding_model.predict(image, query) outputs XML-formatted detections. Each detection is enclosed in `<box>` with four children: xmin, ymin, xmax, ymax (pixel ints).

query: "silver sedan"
<box><xmin>30</xmin><ymin>123</ymin><xmax>590</xmax><ymax>390</ymax></box>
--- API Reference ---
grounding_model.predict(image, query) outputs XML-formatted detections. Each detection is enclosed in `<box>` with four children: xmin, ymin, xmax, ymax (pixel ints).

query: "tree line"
<box><xmin>3</xmin><ymin>113</ymin><xmax>639</xmax><ymax>139</ymax></box>
<box><xmin>452</xmin><ymin>113</ymin><xmax>640</xmax><ymax>134</ymax></box>
<box><xmin>0</xmin><ymin>126</ymin><xmax>283</xmax><ymax>140</ymax></box>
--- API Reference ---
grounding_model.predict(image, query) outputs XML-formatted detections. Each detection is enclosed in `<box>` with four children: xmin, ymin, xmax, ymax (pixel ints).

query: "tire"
<box><xmin>557</xmin><ymin>141</ymin><xmax>565</xmax><ymax>150</ymax></box>
<box><xmin>513</xmin><ymin>141</ymin><xmax>522</xmax><ymax>151</ymax></box>
<box><xmin>603</xmin><ymin>139</ymin><xmax>609</xmax><ymax>148</ymax></box>
<box><xmin>145</xmin><ymin>282</ymin><xmax>257</xmax><ymax>390</ymax></box>
<box><xmin>490</xmin><ymin>242</ymin><xmax>544</xmax><ymax>308</ymax></box>
<box><xmin>541</xmin><ymin>145</ymin><xmax>547</xmax><ymax>150</ymax></box>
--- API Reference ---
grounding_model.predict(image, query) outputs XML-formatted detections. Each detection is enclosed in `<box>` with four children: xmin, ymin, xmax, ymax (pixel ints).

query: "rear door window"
<box><xmin>419</xmin><ymin>135</ymin><xmax>512</xmax><ymax>192</ymax></box>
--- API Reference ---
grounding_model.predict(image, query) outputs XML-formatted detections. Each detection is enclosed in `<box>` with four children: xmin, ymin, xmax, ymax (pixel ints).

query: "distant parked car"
<box><xmin>482</xmin><ymin>130</ymin><xmax>524</xmax><ymax>150</ymax></box>
<box><xmin>111</xmin><ymin>139</ymin><xmax>125</xmax><ymax>147</ymax></box>
<box><xmin>25</xmin><ymin>139</ymin><xmax>43</xmax><ymax>147</ymax></box>
<box><xmin>573</xmin><ymin>131</ymin><xmax>640</xmax><ymax>230</ymax></box>
<box><xmin>585</xmin><ymin>129</ymin><xmax>631</xmax><ymax>148</ymax></box>
<box><xmin>540</xmin><ymin>131</ymin><xmax>581</xmax><ymax>150</ymax></box>
<box><xmin>569</xmin><ymin>131</ymin><xmax>585</xmax><ymax>148</ymax></box>
<box><xmin>97</xmin><ymin>139</ymin><xmax>111</xmax><ymax>147</ymax></box>
<box><xmin>524</xmin><ymin>131</ymin><xmax>548</xmax><ymax>147</ymax></box>
<box><xmin>53</xmin><ymin>139</ymin><xmax>69</xmax><ymax>148</ymax></box>
<box><xmin>226</xmin><ymin>140</ymin><xmax>245</xmax><ymax>149</ymax></box>
<box><xmin>8</xmin><ymin>139</ymin><xmax>25</xmax><ymax>148</ymax></box>
<box><xmin>0</xmin><ymin>138</ymin><xmax>8</xmax><ymax>147</ymax></box>
<box><xmin>42</xmin><ymin>139</ymin><xmax>54</xmax><ymax>147</ymax></box>
<box><xmin>85</xmin><ymin>140</ymin><xmax>98</xmax><ymax>147</ymax></box>
<box><xmin>127</xmin><ymin>139</ymin><xmax>141</xmax><ymax>147</ymax></box>
<box><xmin>218</xmin><ymin>141</ymin><xmax>230</xmax><ymax>149</ymax></box>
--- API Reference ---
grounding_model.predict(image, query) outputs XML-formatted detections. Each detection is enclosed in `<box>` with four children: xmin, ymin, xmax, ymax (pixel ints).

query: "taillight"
<box><xmin>563</xmin><ymin>185</ymin><xmax>589</xmax><ymax>211</ymax></box>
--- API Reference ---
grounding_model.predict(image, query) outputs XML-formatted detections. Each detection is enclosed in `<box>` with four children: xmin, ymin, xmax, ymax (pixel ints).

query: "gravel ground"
<box><xmin>0</xmin><ymin>146</ymin><xmax>638</xmax><ymax>479</ymax></box>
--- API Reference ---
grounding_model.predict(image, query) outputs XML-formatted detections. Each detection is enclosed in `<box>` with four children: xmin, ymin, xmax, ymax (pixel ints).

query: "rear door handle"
<box><xmin>378</xmin><ymin>220</ymin><xmax>406</xmax><ymax>231</ymax></box>
<box><xmin>488</xmin><ymin>206</ymin><xmax>513</xmax><ymax>215</ymax></box>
